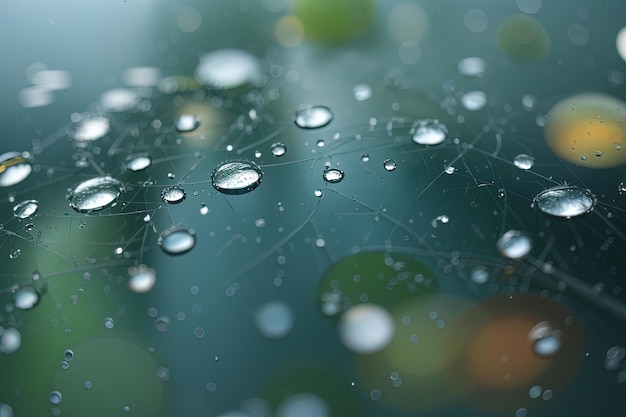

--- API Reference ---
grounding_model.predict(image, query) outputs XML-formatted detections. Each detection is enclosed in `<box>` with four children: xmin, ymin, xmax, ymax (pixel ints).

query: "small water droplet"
<box><xmin>444</xmin><ymin>165</ymin><xmax>456</xmax><ymax>175</ymax></box>
<box><xmin>497</xmin><ymin>188</ymin><xmax>506</xmax><ymax>198</ymax></box>
<box><xmin>533</xmin><ymin>185</ymin><xmax>596</xmax><ymax>219</ymax></box>
<box><xmin>618</xmin><ymin>181</ymin><xmax>626</xmax><ymax>193</ymax></box>
<box><xmin>127</xmin><ymin>264</ymin><xmax>157</xmax><ymax>293</ymax></box>
<box><xmin>161</xmin><ymin>186</ymin><xmax>186</xmax><ymax>204</ymax></box>
<box><xmin>513</xmin><ymin>153</ymin><xmax>534</xmax><ymax>170</ymax></box>
<box><xmin>580</xmin><ymin>155</ymin><xmax>587</xmax><ymax>161</ymax></box>
<box><xmin>64</xmin><ymin>349</ymin><xmax>74</xmax><ymax>361</ymax></box>
<box><xmin>529</xmin><ymin>321</ymin><xmax>562</xmax><ymax>357</ymax></box>
<box><xmin>49</xmin><ymin>391</ymin><xmax>62</xmax><ymax>405</ymax></box>
<box><xmin>12</xmin><ymin>285</ymin><xmax>40</xmax><ymax>310</ymax></box>
<box><xmin>200</xmin><ymin>204</ymin><xmax>209</xmax><ymax>215</ymax></box>
<box><xmin>0</xmin><ymin>327</ymin><xmax>21</xmax><ymax>354</ymax></box>
<box><xmin>461</xmin><ymin>91</ymin><xmax>487</xmax><ymax>111</ymax></box>
<box><xmin>0</xmin><ymin>152</ymin><xmax>33</xmax><ymax>187</ymax></box>
<box><xmin>497</xmin><ymin>230</ymin><xmax>531</xmax><ymax>259</ymax></box>
<box><xmin>314</xmin><ymin>188</ymin><xmax>323</xmax><ymax>197</ymax></box>
<box><xmin>9</xmin><ymin>248</ymin><xmax>21</xmax><ymax>260</ymax></box>
<box><xmin>67</xmin><ymin>176</ymin><xmax>124</xmax><ymax>213</ymax></box>
<box><xmin>293</xmin><ymin>105</ymin><xmax>333</xmax><ymax>129</ymax></box>
<box><xmin>175</xmin><ymin>114</ymin><xmax>201</xmax><ymax>132</ymax></box>
<box><xmin>195</xmin><ymin>49</ymin><xmax>260</xmax><ymax>89</ymax></box>
<box><xmin>211</xmin><ymin>160</ymin><xmax>263</xmax><ymax>195</ymax></box>
<box><xmin>412</xmin><ymin>120</ymin><xmax>448</xmax><ymax>145</ymax></box>
<box><xmin>167</xmin><ymin>172</ymin><xmax>176</xmax><ymax>179</ymax></box>
<box><xmin>270</xmin><ymin>142</ymin><xmax>287</xmax><ymax>157</ymax></box>
<box><xmin>383</xmin><ymin>159</ymin><xmax>397</xmax><ymax>172</ymax></box>
<box><xmin>360</xmin><ymin>153</ymin><xmax>370</xmax><ymax>162</ymax></box>
<box><xmin>322</xmin><ymin>168</ymin><xmax>344</xmax><ymax>184</ymax></box>
<box><xmin>470</xmin><ymin>266</ymin><xmax>489</xmax><ymax>284</ymax></box>
<box><xmin>125</xmin><ymin>154</ymin><xmax>151</xmax><ymax>172</ymax></box>
<box><xmin>104</xmin><ymin>317</ymin><xmax>114</xmax><ymax>329</ymax></box>
<box><xmin>353</xmin><ymin>83</ymin><xmax>373</xmax><ymax>101</ymax></box>
<box><xmin>158</xmin><ymin>225</ymin><xmax>196</xmax><ymax>255</ymax></box>
<box><xmin>72</xmin><ymin>116</ymin><xmax>110</xmax><ymax>142</ymax></box>
<box><xmin>316</xmin><ymin>139</ymin><xmax>325</xmax><ymax>148</ymax></box>
<box><xmin>12</xmin><ymin>199</ymin><xmax>39</xmax><ymax>219</ymax></box>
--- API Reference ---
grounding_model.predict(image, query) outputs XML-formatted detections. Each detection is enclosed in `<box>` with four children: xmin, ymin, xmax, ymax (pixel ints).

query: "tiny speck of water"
<box><xmin>104</xmin><ymin>317</ymin><xmax>114</xmax><ymax>329</ymax></box>
<box><xmin>383</xmin><ymin>159</ymin><xmax>397</xmax><ymax>171</ymax></box>
<box><xmin>200</xmin><ymin>204</ymin><xmax>209</xmax><ymax>215</ymax></box>
<box><xmin>125</xmin><ymin>154</ymin><xmax>151</xmax><ymax>172</ymax></box>
<box><xmin>323</xmin><ymin>168</ymin><xmax>344</xmax><ymax>183</ymax></box>
<box><xmin>316</xmin><ymin>139</ymin><xmax>325</xmax><ymax>147</ymax></box>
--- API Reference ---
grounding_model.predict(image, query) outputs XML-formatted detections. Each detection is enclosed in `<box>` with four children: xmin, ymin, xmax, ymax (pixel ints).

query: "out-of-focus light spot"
<box><xmin>177</xmin><ymin>5</ymin><xmax>202</xmax><ymax>33</ymax></box>
<box><xmin>464</xmin><ymin>8</ymin><xmax>488</xmax><ymax>33</ymax></box>
<box><xmin>100</xmin><ymin>88</ymin><xmax>140</xmax><ymax>112</ymax></box>
<box><xmin>398</xmin><ymin>41</ymin><xmax>421</xmax><ymax>64</ymax></box>
<box><xmin>274</xmin><ymin>15</ymin><xmax>304</xmax><ymax>48</ymax></box>
<box><xmin>123</xmin><ymin>67</ymin><xmax>161</xmax><ymax>87</ymax></box>
<box><xmin>545</xmin><ymin>92</ymin><xmax>626</xmax><ymax>168</ymax></box>
<box><xmin>568</xmin><ymin>24</ymin><xmax>590</xmax><ymax>46</ymax></box>
<box><xmin>515</xmin><ymin>0</ymin><xmax>541</xmax><ymax>14</ymax></box>
<box><xmin>31</xmin><ymin>70</ymin><xmax>71</xmax><ymax>90</ymax></box>
<box><xmin>353</xmin><ymin>84</ymin><xmax>372</xmax><ymax>101</ymax></box>
<box><xmin>73</xmin><ymin>116</ymin><xmax>110</xmax><ymax>142</ymax></box>
<box><xmin>127</xmin><ymin>265</ymin><xmax>156</xmax><ymax>293</ymax></box>
<box><xmin>458</xmin><ymin>57</ymin><xmax>486</xmax><ymax>78</ymax></box>
<box><xmin>254</xmin><ymin>301</ymin><xmax>294</xmax><ymax>339</ymax></box>
<box><xmin>0</xmin><ymin>403</ymin><xmax>14</xmax><ymax>417</ymax></box>
<box><xmin>616</xmin><ymin>27</ymin><xmax>626</xmax><ymax>63</ymax></box>
<box><xmin>498</xmin><ymin>15</ymin><xmax>550</xmax><ymax>64</ymax></box>
<box><xmin>497</xmin><ymin>230</ymin><xmax>531</xmax><ymax>259</ymax></box>
<box><xmin>18</xmin><ymin>86</ymin><xmax>54</xmax><ymax>108</ymax></box>
<box><xmin>461</xmin><ymin>91</ymin><xmax>487</xmax><ymax>111</ymax></box>
<box><xmin>294</xmin><ymin>0</ymin><xmax>374</xmax><ymax>44</ymax></box>
<box><xmin>387</xmin><ymin>3</ymin><xmax>429</xmax><ymax>43</ymax></box>
<box><xmin>276</xmin><ymin>393</ymin><xmax>330</xmax><ymax>417</ymax></box>
<box><xmin>338</xmin><ymin>303</ymin><xmax>394</xmax><ymax>354</ymax></box>
<box><xmin>0</xmin><ymin>327</ymin><xmax>21</xmax><ymax>354</ymax></box>
<box><xmin>262</xmin><ymin>0</ymin><xmax>288</xmax><ymax>12</ymax></box>
<box><xmin>195</xmin><ymin>49</ymin><xmax>260</xmax><ymax>89</ymax></box>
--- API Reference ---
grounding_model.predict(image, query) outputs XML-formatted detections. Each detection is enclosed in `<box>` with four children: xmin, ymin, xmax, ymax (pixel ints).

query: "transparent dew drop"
<box><xmin>360</xmin><ymin>153</ymin><xmax>370</xmax><ymax>162</ymax></box>
<box><xmin>211</xmin><ymin>160</ymin><xmax>263</xmax><ymax>195</ymax></box>
<box><xmin>12</xmin><ymin>199</ymin><xmax>39</xmax><ymax>219</ymax></box>
<box><xmin>497</xmin><ymin>229</ymin><xmax>531</xmax><ymax>259</ymax></box>
<box><xmin>48</xmin><ymin>391</ymin><xmax>62</xmax><ymax>405</ymax></box>
<box><xmin>200</xmin><ymin>204</ymin><xmax>209</xmax><ymax>215</ymax></box>
<box><xmin>619</xmin><ymin>181</ymin><xmax>626</xmax><ymax>193</ymax></box>
<box><xmin>316</xmin><ymin>139</ymin><xmax>325</xmax><ymax>147</ymax></box>
<box><xmin>64</xmin><ymin>349</ymin><xmax>74</xmax><ymax>361</ymax></box>
<box><xmin>125</xmin><ymin>154</ymin><xmax>151</xmax><ymax>172</ymax></box>
<box><xmin>353</xmin><ymin>83</ymin><xmax>373</xmax><ymax>101</ymax></box>
<box><xmin>0</xmin><ymin>152</ymin><xmax>33</xmax><ymax>187</ymax></box>
<box><xmin>104</xmin><ymin>317</ymin><xmax>114</xmax><ymax>329</ymax></box>
<box><xmin>161</xmin><ymin>186</ymin><xmax>186</xmax><ymax>204</ymax></box>
<box><xmin>444</xmin><ymin>165</ymin><xmax>456</xmax><ymax>175</ymax></box>
<box><xmin>533</xmin><ymin>185</ymin><xmax>596</xmax><ymax>219</ymax></box>
<box><xmin>293</xmin><ymin>105</ymin><xmax>334</xmax><ymax>129</ymax></box>
<box><xmin>175</xmin><ymin>114</ymin><xmax>201</xmax><ymax>132</ymax></box>
<box><xmin>461</xmin><ymin>90</ymin><xmax>487</xmax><ymax>111</ymax></box>
<box><xmin>158</xmin><ymin>225</ymin><xmax>196</xmax><ymax>255</ymax></box>
<box><xmin>513</xmin><ymin>153</ymin><xmax>535</xmax><ymax>170</ymax></box>
<box><xmin>254</xmin><ymin>301</ymin><xmax>295</xmax><ymax>339</ymax></box>
<box><xmin>528</xmin><ymin>321</ymin><xmax>562</xmax><ymax>357</ymax></box>
<box><xmin>12</xmin><ymin>285</ymin><xmax>40</xmax><ymax>310</ymax></box>
<box><xmin>67</xmin><ymin>176</ymin><xmax>124</xmax><ymax>213</ymax></box>
<box><xmin>322</xmin><ymin>168</ymin><xmax>344</xmax><ymax>184</ymax></box>
<box><xmin>127</xmin><ymin>264</ymin><xmax>157</xmax><ymax>293</ymax></box>
<box><xmin>72</xmin><ymin>116</ymin><xmax>110</xmax><ymax>142</ymax></box>
<box><xmin>383</xmin><ymin>158</ymin><xmax>397</xmax><ymax>171</ymax></box>
<box><xmin>412</xmin><ymin>119</ymin><xmax>448</xmax><ymax>145</ymax></box>
<box><xmin>271</xmin><ymin>142</ymin><xmax>287</xmax><ymax>157</ymax></box>
<box><xmin>314</xmin><ymin>188</ymin><xmax>323</xmax><ymax>197</ymax></box>
<box><xmin>0</xmin><ymin>327</ymin><xmax>21</xmax><ymax>354</ymax></box>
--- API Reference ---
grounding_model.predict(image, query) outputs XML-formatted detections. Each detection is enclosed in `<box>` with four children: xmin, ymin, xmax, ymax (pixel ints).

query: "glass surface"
<box><xmin>1</xmin><ymin>1</ymin><xmax>626</xmax><ymax>417</ymax></box>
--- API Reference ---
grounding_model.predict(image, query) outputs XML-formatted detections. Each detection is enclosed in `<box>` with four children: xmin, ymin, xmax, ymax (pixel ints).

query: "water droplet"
<box><xmin>533</xmin><ymin>185</ymin><xmax>596</xmax><ymax>219</ymax></box>
<box><xmin>497</xmin><ymin>230</ymin><xmax>531</xmax><ymax>259</ymax></box>
<box><xmin>104</xmin><ymin>317</ymin><xmax>115</xmax><ymax>329</ymax></box>
<box><xmin>528</xmin><ymin>321</ymin><xmax>562</xmax><ymax>357</ymax></box>
<box><xmin>64</xmin><ymin>349</ymin><xmax>74</xmax><ymax>361</ymax></box>
<box><xmin>470</xmin><ymin>266</ymin><xmax>489</xmax><ymax>284</ymax></box>
<box><xmin>161</xmin><ymin>186</ymin><xmax>186</xmax><ymax>204</ymax></box>
<box><xmin>67</xmin><ymin>176</ymin><xmax>124</xmax><ymax>213</ymax></box>
<box><xmin>9</xmin><ymin>248</ymin><xmax>21</xmax><ymax>259</ymax></box>
<box><xmin>200</xmin><ymin>204</ymin><xmax>209</xmax><ymax>215</ymax></box>
<box><xmin>60</xmin><ymin>361</ymin><xmax>69</xmax><ymax>370</ymax></box>
<box><xmin>72</xmin><ymin>116</ymin><xmax>110</xmax><ymax>142</ymax></box>
<box><xmin>0</xmin><ymin>327</ymin><xmax>21</xmax><ymax>354</ymax></box>
<box><xmin>513</xmin><ymin>153</ymin><xmax>535</xmax><ymax>170</ymax></box>
<box><xmin>360</xmin><ymin>153</ymin><xmax>370</xmax><ymax>162</ymax></box>
<box><xmin>127</xmin><ymin>264</ymin><xmax>157</xmax><ymax>293</ymax></box>
<box><xmin>175</xmin><ymin>114</ymin><xmax>201</xmax><ymax>132</ymax></box>
<box><xmin>12</xmin><ymin>285</ymin><xmax>40</xmax><ymax>310</ymax></box>
<box><xmin>158</xmin><ymin>225</ymin><xmax>196</xmax><ymax>255</ymax></box>
<box><xmin>314</xmin><ymin>188</ymin><xmax>323</xmax><ymax>197</ymax></box>
<box><xmin>271</xmin><ymin>142</ymin><xmax>287</xmax><ymax>157</ymax></box>
<box><xmin>444</xmin><ymin>165</ymin><xmax>456</xmax><ymax>175</ymax></box>
<box><xmin>619</xmin><ymin>181</ymin><xmax>626</xmax><ymax>193</ymax></box>
<box><xmin>458</xmin><ymin>57</ymin><xmax>486</xmax><ymax>77</ymax></box>
<box><xmin>461</xmin><ymin>90</ymin><xmax>487</xmax><ymax>111</ymax></box>
<box><xmin>12</xmin><ymin>199</ymin><xmax>39</xmax><ymax>219</ymax></box>
<box><xmin>167</xmin><ymin>172</ymin><xmax>176</xmax><ymax>179</ymax></box>
<box><xmin>316</xmin><ymin>139</ymin><xmax>325</xmax><ymax>147</ymax></box>
<box><xmin>0</xmin><ymin>152</ymin><xmax>33</xmax><ymax>187</ymax></box>
<box><xmin>211</xmin><ymin>160</ymin><xmax>263</xmax><ymax>195</ymax></box>
<box><xmin>353</xmin><ymin>84</ymin><xmax>373</xmax><ymax>101</ymax></box>
<box><xmin>125</xmin><ymin>154</ymin><xmax>151</xmax><ymax>172</ymax></box>
<box><xmin>322</xmin><ymin>168</ymin><xmax>344</xmax><ymax>183</ymax></box>
<box><xmin>522</xmin><ymin>94</ymin><xmax>537</xmax><ymax>111</ymax></box>
<box><xmin>339</xmin><ymin>303</ymin><xmax>395</xmax><ymax>354</ymax></box>
<box><xmin>383</xmin><ymin>159</ymin><xmax>397</xmax><ymax>171</ymax></box>
<box><xmin>293</xmin><ymin>105</ymin><xmax>333</xmax><ymax>129</ymax></box>
<box><xmin>195</xmin><ymin>49</ymin><xmax>260</xmax><ymax>89</ymax></box>
<box><xmin>254</xmin><ymin>301</ymin><xmax>294</xmax><ymax>339</ymax></box>
<box><xmin>49</xmin><ymin>391</ymin><xmax>62</xmax><ymax>405</ymax></box>
<box><xmin>412</xmin><ymin>119</ymin><xmax>448</xmax><ymax>145</ymax></box>
<box><xmin>497</xmin><ymin>188</ymin><xmax>506</xmax><ymax>198</ymax></box>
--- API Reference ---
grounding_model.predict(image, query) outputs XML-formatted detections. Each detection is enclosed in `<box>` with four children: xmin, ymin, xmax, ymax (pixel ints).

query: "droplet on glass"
<box><xmin>533</xmin><ymin>185</ymin><xmax>596</xmax><ymax>219</ymax></box>
<box><xmin>12</xmin><ymin>285</ymin><xmax>40</xmax><ymax>310</ymax></box>
<box><xmin>353</xmin><ymin>84</ymin><xmax>373</xmax><ymax>101</ymax></box>
<box><xmin>412</xmin><ymin>119</ymin><xmax>448</xmax><ymax>145</ymax></box>
<box><xmin>254</xmin><ymin>301</ymin><xmax>294</xmax><ymax>339</ymax></box>
<box><xmin>470</xmin><ymin>266</ymin><xmax>489</xmax><ymax>284</ymax></box>
<box><xmin>271</xmin><ymin>142</ymin><xmax>287</xmax><ymax>157</ymax></box>
<box><xmin>13</xmin><ymin>199</ymin><xmax>39</xmax><ymax>219</ymax></box>
<box><xmin>175</xmin><ymin>114</ymin><xmax>201</xmax><ymax>132</ymax></box>
<box><xmin>316</xmin><ymin>139</ymin><xmax>325</xmax><ymax>148</ymax></box>
<box><xmin>338</xmin><ymin>303</ymin><xmax>395</xmax><ymax>354</ymax></box>
<box><xmin>72</xmin><ymin>116</ymin><xmax>110</xmax><ymax>142</ymax></box>
<box><xmin>127</xmin><ymin>264</ymin><xmax>157</xmax><ymax>293</ymax></box>
<box><xmin>64</xmin><ymin>349</ymin><xmax>74</xmax><ymax>361</ymax></box>
<box><xmin>0</xmin><ymin>152</ymin><xmax>33</xmax><ymax>187</ymax></box>
<box><xmin>0</xmin><ymin>327</ymin><xmax>21</xmax><ymax>354</ymax></box>
<box><xmin>619</xmin><ymin>181</ymin><xmax>626</xmax><ymax>193</ymax></box>
<box><xmin>200</xmin><ymin>204</ymin><xmax>209</xmax><ymax>215</ymax></box>
<box><xmin>211</xmin><ymin>160</ymin><xmax>263</xmax><ymax>195</ymax></box>
<box><xmin>195</xmin><ymin>49</ymin><xmax>261</xmax><ymax>89</ymax></box>
<box><xmin>497</xmin><ymin>229</ymin><xmax>531</xmax><ymax>259</ymax></box>
<box><xmin>48</xmin><ymin>391</ymin><xmax>62</xmax><ymax>405</ymax></box>
<box><xmin>100</xmin><ymin>88</ymin><xmax>140</xmax><ymax>112</ymax></box>
<box><xmin>383</xmin><ymin>159</ymin><xmax>397</xmax><ymax>171</ymax></box>
<box><xmin>104</xmin><ymin>317</ymin><xmax>115</xmax><ymax>329</ymax></box>
<box><xmin>293</xmin><ymin>105</ymin><xmax>334</xmax><ymax>129</ymax></box>
<box><xmin>514</xmin><ymin>153</ymin><xmax>535</xmax><ymax>170</ymax></box>
<box><xmin>67</xmin><ymin>176</ymin><xmax>124</xmax><ymax>213</ymax></box>
<box><xmin>161</xmin><ymin>186</ymin><xmax>186</xmax><ymax>204</ymax></box>
<box><xmin>125</xmin><ymin>154</ymin><xmax>151</xmax><ymax>172</ymax></box>
<box><xmin>528</xmin><ymin>321</ymin><xmax>562</xmax><ymax>357</ymax></box>
<box><xmin>322</xmin><ymin>168</ymin><xmax>344</xmax><ymax>184</ymax></box>
<box><xmin>314</xmin><ymin>188</ymin><xmax>323</xmax><ymax>197</ymax></box>
<box><xmin>360</xmin><ymin>153</ymin><xmax>370</xmax><ymax>162</ymax></box>
<box><xmin>158</xmin><ymin>225</ymin><xmax>196</xmax><ymax>255</ymax></box>
<box><xmin>458</xmin><ymin>57</ymin><xmax>486</xmax><ymax>78</ymax></box>
<box><xmin>461</xmin><ymin>91</ymin><xmax>487</xmax><ymax>111</ymax></box>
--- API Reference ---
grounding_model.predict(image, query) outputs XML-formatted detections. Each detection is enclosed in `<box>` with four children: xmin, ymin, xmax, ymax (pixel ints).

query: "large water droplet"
<box><xmin>0</xmin><ymin>327</ymin><xmax>21</xmax><ymax>354</ymax></box>
<box><xmin>293</xmin><ymin>106</ymin><xmax>334</xmax><ymax>129</ymax></box>
<box><xmin>72</xmin><ymin>116</ymin><xmax>110</xmax><ymax>142</ymax></box>
<box><xmin>514</xmin><ymin>153</ymin><xmax>535</xmax><ymax>170</ymax></box>
<box><xmin>158</xmin><ymin>226</ymin><xmax>196</xmax><ymax>255</ymax></box>
<box><xmin>0</xmin><ymin>152</ymin><xmax>33</xmax><ymax>187</ymax></box>
<box><xmin>161</xmin><ymin>186</ymin><xmax>186</xmax><ymax>204</ymax></box>
<box><xmin>13</xmin><ymin>199</ymin><xmax>39</xmax><ymax>219</ymax></box>
<box><xmin>412</xmin><ymin>119</ymin><xmax>448</xmax><ymax>145</ymax></box>
<box><xmin>533</xmin><ymin>185</ymin><xmax>596</xmax><ymax>219</ymax></box>
<box><xmin>127</xmin><ymin>264</ymin><xmax>157</xmax><ymax>293</ymax></box>
<box><xmin>497</xmin><ymin>229</ymin><xmax>531</xmax><ymax>259</ymax></box>
<box><xmin>322</xmin><ymin>168</ymin><xmax>344</xmax><ymax>183</ymax></box>
<box><xmin>67</xmin><ymin>176</ymin><xmax>124</xmax><ymax>213</ymax></box>
<box><xmin>195</xmin><ymin>49</ymin><xmax>260</xmax><ymax>89</ymax></box>
<box><xmin>211</xmin><ymin>160</ymin><xmax>263</xmax><ymax>195</ymax></box>
<box><xmin>175</xmin><ymin>114</ymin><xmax>201</xmax><ymax>132</ymax></box>
<box><xmin>271</xmin><ymin>142</ymin><xmax>287</xmax><ymax>157</ymax></box>
<box><xmin>125</xmin><ymin>154</ymin><xmax>151</xmax><ymax>172</ymax></box>
<box><xmin>12</xmin><ymin>285</ymin><xmax>40</xmax><ymax>310</ymax></box>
